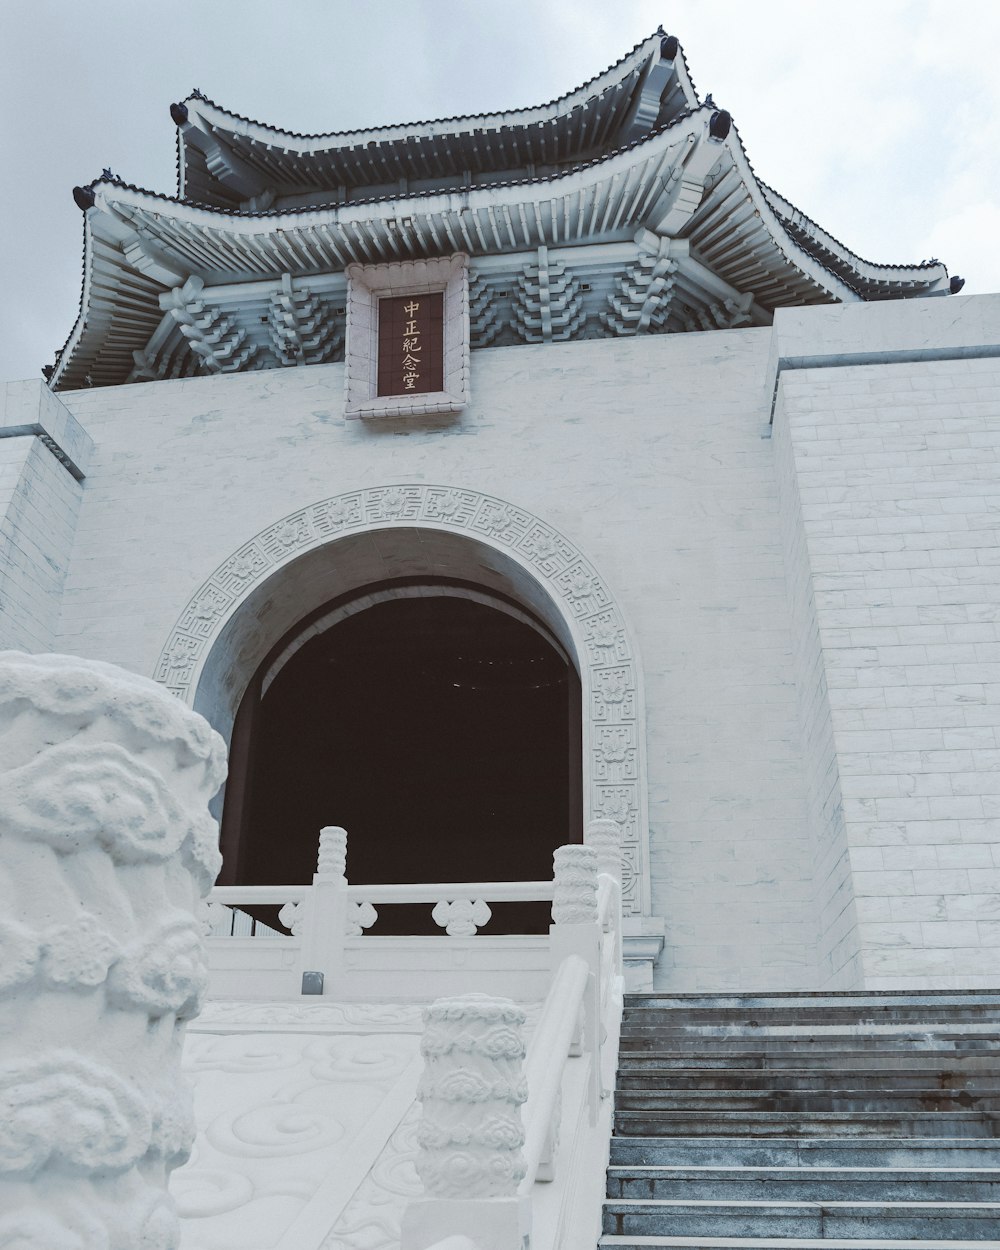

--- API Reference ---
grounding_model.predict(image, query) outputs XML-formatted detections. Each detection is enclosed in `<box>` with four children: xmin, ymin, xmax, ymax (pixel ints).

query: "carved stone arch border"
<box><xmin>154</xmin><ymin>484</ymin><xmax>649</xmax><ymax>916</ymax></box>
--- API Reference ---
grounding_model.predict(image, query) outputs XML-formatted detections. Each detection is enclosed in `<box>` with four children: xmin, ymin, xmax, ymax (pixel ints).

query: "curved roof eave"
<box><xmin>760</xmin><ymin>181</ymin><xmax>948</xmax><ymax>286</ymax></box>
<box><xmin>49</xmin><ymin>217</ymin><xmax>96</xmax><ymax>391</ymax></box>
<box><xmin>180</xmin><ymin>31</ymin><xmax>681</xmax><ymax>150</ymax></box>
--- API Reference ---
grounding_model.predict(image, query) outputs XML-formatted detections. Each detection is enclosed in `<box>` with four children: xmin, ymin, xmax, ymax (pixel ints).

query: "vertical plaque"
<box><xmin>376</xmin><ymin>292</ymin><xmax>445</xmax><ymax>397</ymax></box>
<box><xmin>344</xmin><ymin>254</ymin><xmax>470</xmax><ymax>419</ymax></box>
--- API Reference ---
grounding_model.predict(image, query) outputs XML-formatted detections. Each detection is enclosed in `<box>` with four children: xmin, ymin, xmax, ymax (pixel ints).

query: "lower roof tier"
<box><xmin>51</xmin><ymin>101</ymin><xmax>951</xmax><ymax>390</ymax></box>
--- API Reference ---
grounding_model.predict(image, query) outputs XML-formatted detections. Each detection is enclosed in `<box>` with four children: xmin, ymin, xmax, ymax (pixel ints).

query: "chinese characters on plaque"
<box><xmin>376</xmin><ymin>292</ymin><xmax>445</xmax><ymax>397</ymax></box>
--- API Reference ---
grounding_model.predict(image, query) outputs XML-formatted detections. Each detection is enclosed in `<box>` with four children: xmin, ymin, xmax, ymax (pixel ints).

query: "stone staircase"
<box><xmin>600</xmin><ymin>990</ymin><xmax>1000</xmax><ymax>1248</ymax></box>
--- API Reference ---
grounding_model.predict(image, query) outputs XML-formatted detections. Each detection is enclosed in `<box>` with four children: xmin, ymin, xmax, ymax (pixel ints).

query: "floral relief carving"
<box><xmin>41</xmin><ymin>914</ymin><xmax>118</xmax><ymax>988</ymax></box>
<box><xmin>154</xmin><ymin>485</ymin><xmax>645</xmax><ymax>916</ymax></box>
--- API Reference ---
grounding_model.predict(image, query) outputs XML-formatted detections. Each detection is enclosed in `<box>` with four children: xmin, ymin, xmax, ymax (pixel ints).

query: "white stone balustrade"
<box><xmin>403</xmin><ymin>993</ymin><xmax>529</xmax><ymax>1250</ymax></box>
<box><xmin>0</xmin><ymin>651</ymin><xmax>226</xmax><ymax>1250</ymax></box>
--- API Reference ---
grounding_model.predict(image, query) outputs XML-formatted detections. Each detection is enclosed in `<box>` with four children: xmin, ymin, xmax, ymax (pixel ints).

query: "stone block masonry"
<box><xmin>773</xmin><ymin>295</ymin><xmax>1000</xmax><ymax>989</ymax></box>
<box><xmin>0</xmin><ymin>382</ymin><xmax>88</xmax><ymax>652</ymax></box>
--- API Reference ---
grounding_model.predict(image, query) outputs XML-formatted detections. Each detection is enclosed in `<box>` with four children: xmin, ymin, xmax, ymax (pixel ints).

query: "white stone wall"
<box><xmin>774</xmin><ymin>394</ymin><xmax>861</xmax><ymax>989</ymax></box>
<box><xmin>51</xmin><ymin>329</ymin><xmax>817</xmax><ymax>992</ymax></box>
<box><xmin>0</xmin><ymin>436</ymin><xmax>82</xmax><ymax>652</ymax></box>
<box><xmin>26</xmin><ymin>292</ymin><xmax>999</xmax><ymax>992</ymax></box>
<box><xmin>773</xmin><ymin>296</ymin><xmax>1000</xmax><ymax>989</ymax></box>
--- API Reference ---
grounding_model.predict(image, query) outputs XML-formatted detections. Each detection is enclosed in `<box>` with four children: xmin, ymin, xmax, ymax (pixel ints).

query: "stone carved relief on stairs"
<box><xmin>155</xmin><ymin>486</ymin><xmax>648</xmax><ymax>915</ymax></box>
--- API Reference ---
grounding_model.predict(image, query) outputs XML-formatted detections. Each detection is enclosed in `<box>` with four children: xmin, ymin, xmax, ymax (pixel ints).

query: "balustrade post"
<box><xmin>298</xmin><ymin>825</ymin><xmax>349</xmax><ymax>995</ymax></box>
<box><xmin>586</xmin><ymin>816</ymin><xmax>623</xmax><ymax>882</ymax></box>
<box><xmin>550</xmin><ymin>844</ymin><xmax>602</xmax><ymax>1122</ymax></box>
<box><xmin>586</xmin><ymin>817</ymin><xmax>624</xmax><ymax>971</ymax></box>
<box><xmin>0</xmin><ymin>651</ymin><xmax>226</xmax><ymax>1250</ymax></box>
<box><xmin>401</xmin><ymin>994</ymin><xmax>530</xmax><ymax>1250</ymax></box>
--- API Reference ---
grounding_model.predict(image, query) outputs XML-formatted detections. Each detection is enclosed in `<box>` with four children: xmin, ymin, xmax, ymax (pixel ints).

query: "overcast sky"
<box><xmin>2</xmin><ymin>0</ymin><xmax>998</xmax><ymax>385</ymax></box>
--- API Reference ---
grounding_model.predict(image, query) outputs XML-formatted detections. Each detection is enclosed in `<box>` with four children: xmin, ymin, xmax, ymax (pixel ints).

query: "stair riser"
<box><xmin>607</xmin><ymin>1176</ymin><xmax>1000</xmax><ymax>1201</ymax></box>
<box><xmin>619</xmin><ymin>1034</ymin><xmax>1000</xmax><ymax>1052</ymax></box>
<box><xmin>618</xmin><ymin>1072</ymin><xmax>1000</xmax><ymax>1092</ymax></box>
<box><xmin>602</xmin><ymin>1205</ymin><xmax>1000</xmax><ymax>1239</ymax></box>
<box><xmin>609</xmin><ymin>1138</ymin><xmax>1000</xmax><ymax>1168</ymax></box>
<box><xmin>613</xmin><ymin>1112</ymin><xmax>1000</xmax><ymax>1138</ymax></box>
<box><xmin>618</xmin><ymin>1053</ymin><xmax>1000</xmax><ymax>1070</ymax></box>
<box><xmin>622</xmin><ymin>1009</ymin><xmax>1000</xmax><ymax>1026</ymax></box>
<box><xmin>625</xmin><ymin>993</ymin><xmax>1000</xmax><ymax>1010</ymax></box>
<box><xmin>615</xmin><ymin>1091</ymin><xmax>1000</xmax><ymax>1112</ymax></box>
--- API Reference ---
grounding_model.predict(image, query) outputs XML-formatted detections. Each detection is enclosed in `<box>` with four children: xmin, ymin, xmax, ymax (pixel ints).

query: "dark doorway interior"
<box><xmin>226</xmin><ymin>591</ymin><xmax>581</xmax><ymax>932</ymax></box>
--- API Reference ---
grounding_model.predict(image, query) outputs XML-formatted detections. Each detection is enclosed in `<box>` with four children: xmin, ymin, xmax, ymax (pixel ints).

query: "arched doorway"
<box><xmin>220</xmin><ymin>584</ymin><xmax>581</xmax><ymax>931</ymax></box>
<box><xmin>155</xmin><ymin>486</ymin><xmax>649</xmax><ymax>918</ymax></box>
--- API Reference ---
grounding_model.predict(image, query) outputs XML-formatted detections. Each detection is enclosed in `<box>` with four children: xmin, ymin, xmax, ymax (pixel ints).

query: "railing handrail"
<box><xmin>209</xmin><ymin>880</ymin><xmax>554</xmax><ymax>907</ymax></box>
<box><xmin>345</xmin><ymin>879</ymin><xmax>553</xmax><ymax>903</ymax></box>
<box><xmin>518</xmin><ymin>952</ymin><xmax>590</xmax><ymax>1193</ymax></box>
<box><xmin>209</xmin><ymin>885</ymin><xmax>307</xmax><ymax>904</ymax></box>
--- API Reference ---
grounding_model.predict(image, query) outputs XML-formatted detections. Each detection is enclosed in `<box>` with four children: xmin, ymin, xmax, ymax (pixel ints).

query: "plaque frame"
<box><xmin>344</xmin><ymin>253</ymin><xmax>470</xmax><ymax>419</ymax></box>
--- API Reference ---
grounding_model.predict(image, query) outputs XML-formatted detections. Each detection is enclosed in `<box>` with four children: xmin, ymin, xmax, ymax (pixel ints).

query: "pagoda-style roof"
<box><xmin>49</xmin><ymin>33</ymin><xmax>955</xmax><ymax>391</ymax></box>
<box><xmin>175</xmin><ymin>34</ymin><xmax>697</xmax><ymax>209</ymax></box>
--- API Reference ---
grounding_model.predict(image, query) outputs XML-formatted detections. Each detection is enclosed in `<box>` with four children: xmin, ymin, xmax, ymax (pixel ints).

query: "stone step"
<box><xmin>619</xmin><ymin>1021</ymin><xmax>1000</xmax><ymax>1036</ymax></box>
<box><xmin>624</xmin><ymin>992</ymin><xmax>1000</xmax><ymax>1011</ymax></box>
<box><xmin>621</xmin><ymin>1009</ymin><xmax>1000</xmax><ymax>1029</ymax></box>
<box><xmin>618</xmin><ymin>1053</ymin><xmax>1000</xmax><ymax>1072</ymax></box>
<box><xmin>601</xmin><ymin>1198</ymin><xmax>1000</xmax><ymax>1240</ymax></box>
<box><xmin>617</xmin><ymin>1070</ymin><xmax>1000</xmax><ymax>1093</ymax></box>
<box><xmin>615</xmin><ymin>1088</ymin><xmax>1000</xmax><ymax>1113</ymax></box>
<box><xmin>608</xmin><ymin>1137</ymin><xmax>1000</xmax><ymax>1170</ymax></box>
<box><xmin>605</xmin><ymin>1165</ymin><xmax>1000</xmax><ymax>1202</ymax></box>
<box><xmin>599</xmin><ymin>1238</ymin><xmax>1000</xmax><ymax>1249</ymax></box>
<box><xmin>619</xmin><ymin>1033</ymin><xmax>1000</xmax><ymax>1053</ymax></box>
<box><xmin>613</xmin><ymin>1111</ymin><xmax>1000</xmax><ymax>1138</ymax></box>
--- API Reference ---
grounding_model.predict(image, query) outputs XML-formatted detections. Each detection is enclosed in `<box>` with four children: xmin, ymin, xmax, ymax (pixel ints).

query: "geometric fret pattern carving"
<box><xmin>153</xmin><ymin>485</ymin><xmax>645</xmax><ymax>916</ymax></box>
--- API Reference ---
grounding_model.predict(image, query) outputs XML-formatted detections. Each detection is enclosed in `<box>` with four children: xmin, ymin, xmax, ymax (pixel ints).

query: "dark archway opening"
<box><xmin>222</xmin><ymin>588</ymin><xmax>582</xmax><ymax>932</ymax></box>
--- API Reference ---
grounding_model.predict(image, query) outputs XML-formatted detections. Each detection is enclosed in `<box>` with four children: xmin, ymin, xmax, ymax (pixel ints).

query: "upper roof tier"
<box><xmin>48</xmin><ymin>32</ymin><xmax>957</xmax><ymax>391</ymax></box>
<box><xmin>175</xmin><ymin>34</ymin><xmax>697</xmax><ymax>209</ymax></box>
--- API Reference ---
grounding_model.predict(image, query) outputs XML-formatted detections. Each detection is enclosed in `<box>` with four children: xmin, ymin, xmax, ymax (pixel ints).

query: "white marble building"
<box><xmin>2</xmin><ymin>30</ymin><xmax>998</xmax><ymax>996</ymax></box>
